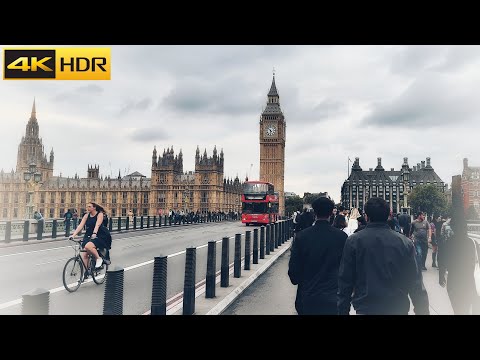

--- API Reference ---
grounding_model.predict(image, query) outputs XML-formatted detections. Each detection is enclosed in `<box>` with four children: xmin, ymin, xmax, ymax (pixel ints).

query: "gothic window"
<box><xmin>70</xmin><ymin>192</ymin><xmax>75</xmax><ymax>203</ymax></box>
<box><xmin>122</xmin><ymin>208</ymin><xmax>127</xmax><ymax>216</ymax></box>
<box><xmin>61</xmin><ymin>192</ymin><xmax>66</xmax><ymax>204</ymax></box>
<box><xmin>112</xmin><ymin>208</ymin><xmax>117</xmax><ymax>217</ymax></box>
<box><xmin>13</xmin><ymin>208</ymin><xmax>18</xmax><ymax>218</ymax></box>
<box><xmin>81</xmin><ymin>193</ymin><xmax>86</xmax><ymax>204</ymax></box>
<box><xmin>143</xmin><ymin>193</ymin><xmax>149</xmax><ymax>204</ymax></box>
<box><xmin>14</xmin><ymin>193</ymin><xmax>18</xmax><ymax>203</ymax></box>
<box><xmin>91</xmin><ymin>192</ymin><xmax>96</xmax><ymax>202</ymax></box>
<box><xmin>49</xmin><ymin>208</ymin><xmax>55</xmax><ymax>218</ymax></box>
<box><xmin>112</xmin><ymin>193</ymin><xmax>117</xmax><ymax>204</ymax></box>
<box><xmin>102</xmin><ymin>192</ymin><xmax>107</xmax><ymax>203</ymax></box>
<box><xmin>133</xmin><ymin>193</ymin><xmax>138</xmax><ymax>203</ymax></box>
<box><xmin>160</xmin><ymin>174</ymin><xmax>167</xmax><ymax>184</ymax></box>
<box><xmin>50</xmin><ymin>192</ymin><xmax>56</xmax><ymax>204</ymax></box>
<box><xmin>123</xmin><ymin>192</ymin><xmax>128</xmax><ymax>202</ymax></box>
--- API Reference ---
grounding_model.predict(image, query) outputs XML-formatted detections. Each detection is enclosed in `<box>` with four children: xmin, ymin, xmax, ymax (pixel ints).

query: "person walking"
<box><xmin>64</xmin><ymin>209</ymin><xmax>73</xmax><ymax>236</ymax></box>
<box><xmin>338</xmin><ymin>197</ymin><xmax>429</xmax><ymax>315</ymax></box>
<box><xmin>409</xmin><ymin>212</ymin><xmax>431</xmax><ymax>271</ymax></box>
<box><xmin>439</xmin><ymin>214</ymin><xmax>480</xmax><ymax>314</ymax></box>
<box><xmin>288</xmin><ymin>197</ymin><xmax>348</xmax><ymax>315</ymax></box>
<box><xmin>72</xmin><ymin>209</ymin><xmax>79</xmax><ymax>229</ymax></box>
<box><xmin>398</xmin><ymin>210</ymin><xmax>411</xmax><ymax>236</ymax></box>
<box><xmin>434</xmin><ymin>215</ymin><xmax>446</xmax><ymax>268</ymax></box>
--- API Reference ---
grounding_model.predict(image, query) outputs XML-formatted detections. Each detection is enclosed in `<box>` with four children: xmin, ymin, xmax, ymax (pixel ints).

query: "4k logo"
<box><xmin>3</xmin><ymin>48</ymin><xmax>110</xmax><ymax>80</ymax></box>
<box><xmin>4</xmin><ymin>50</ymin><xmax>56</xmax><ymax>79</ymax></box>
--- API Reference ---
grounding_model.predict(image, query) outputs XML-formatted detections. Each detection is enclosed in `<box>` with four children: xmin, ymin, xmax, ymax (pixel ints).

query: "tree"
<box><xmin>466</xmin><ymin>205</ymin><xmax>479</xmax><ymax>220</ymax></box>
<box><xmin>409</xmin><ymin>184</ymin><xmax>447</xmax><ymax>218</ymax></box>
<box><xmin>303</xmin><ymin>193</ymin><xmax>318</xmax><ymax>205</ymax></box>
<box><xmin>285</xmin><ymin>195</ymin><xmax>303</xmax><ymax>215</ymax></box>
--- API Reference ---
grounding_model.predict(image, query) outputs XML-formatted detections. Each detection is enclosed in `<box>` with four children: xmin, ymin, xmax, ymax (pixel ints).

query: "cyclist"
<box><xmin>70</xmin><ymin>202</ymin><xmax>108</xmax><ymax>277</ymax></box>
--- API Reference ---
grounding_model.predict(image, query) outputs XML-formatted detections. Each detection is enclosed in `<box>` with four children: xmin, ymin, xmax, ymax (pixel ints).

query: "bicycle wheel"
<box><xmin>92</xmin><ymin>258</ymin><xmax>108</xmax><ymax>285</ymax></box>
<box><xmin>63</xmin><ymin>257</ymin><xmax>83</xmax><ymax>292</ymax></box>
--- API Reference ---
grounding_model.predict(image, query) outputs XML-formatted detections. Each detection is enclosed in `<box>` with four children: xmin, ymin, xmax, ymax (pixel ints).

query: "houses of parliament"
<box><xmin>0</xmin><ymin>100</ymin><xmax>243</xmax><ymax>220</ymax></box>
<box><xmin>0</xmin><ymin>75</ymin><xmax>287</xmax><ymax>220</ymax></box>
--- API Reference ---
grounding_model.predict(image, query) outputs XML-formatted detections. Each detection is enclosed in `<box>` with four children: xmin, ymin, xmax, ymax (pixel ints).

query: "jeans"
<box><xmin>415</xmin><ymin>240</ymin><xmax>428</xmax><ymax>269</ymax></box>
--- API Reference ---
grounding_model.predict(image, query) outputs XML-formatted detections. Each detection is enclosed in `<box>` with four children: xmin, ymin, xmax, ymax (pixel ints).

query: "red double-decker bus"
<box><xmin>241</xmin><ymin>181</ymin><xmax>279</xmax><ymax>225</ymax></box>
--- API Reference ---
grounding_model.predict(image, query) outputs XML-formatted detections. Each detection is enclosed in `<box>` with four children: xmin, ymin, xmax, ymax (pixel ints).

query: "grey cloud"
<box><xmin>76</xmin><ymin>84</ymin><xmax>103</xmax><ymax>94</ymax></box>
<box><xmin>390</xmin><ymin>46</ymin><xmax>448</xmax><ymax>75</ymax></box>
<box><xmin>119</xmin><ymin>97</ymin><xmax>153</xmax><ymax>116</ymax></box>
<box><xmin>163</xmin><ymin>77</ymin><xmax>261</xmax><ymax>116</ymax></box>
<box><xmin>130</xmin><ymin>128</ymin><xmax>169</xmax><ymax>142</ymax></box>
<box><xmin>362</xmin><ymin>74</ymin><xmax>477</xmax><ymax>127</ymax></box>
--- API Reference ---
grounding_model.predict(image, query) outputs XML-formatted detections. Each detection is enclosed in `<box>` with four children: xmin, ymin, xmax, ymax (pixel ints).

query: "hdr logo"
<box><xmin>3</xmin><ymin>48</ymin><xmax>111</xmax><ymax>80</ymax></box>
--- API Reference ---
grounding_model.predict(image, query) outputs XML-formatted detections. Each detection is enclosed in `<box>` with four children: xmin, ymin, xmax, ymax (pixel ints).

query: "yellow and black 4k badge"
<box><xmin>3</xmin><ymin>48</ymin><xmax>111</xmax><ymax>80</ymax></box>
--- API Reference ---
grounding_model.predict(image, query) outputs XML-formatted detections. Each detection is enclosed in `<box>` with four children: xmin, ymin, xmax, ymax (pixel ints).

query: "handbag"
<box><xmin>472</xmin><ymin>238</ymin><xmax>480</xmax><ymax>296</ymax></box>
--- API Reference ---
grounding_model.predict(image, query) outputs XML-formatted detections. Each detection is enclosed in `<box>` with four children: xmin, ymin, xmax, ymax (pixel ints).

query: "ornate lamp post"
<box><xmin>24</xmin><ymin>163</ymin><xmax>42</xmax><ymax>219</ymax></box>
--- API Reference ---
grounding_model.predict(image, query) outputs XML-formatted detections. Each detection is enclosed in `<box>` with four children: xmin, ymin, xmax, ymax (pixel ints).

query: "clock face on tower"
<box><xmin>264</xmin><ymin>124</ymin><xmax>277</xmax><ymax>137</ymax></box>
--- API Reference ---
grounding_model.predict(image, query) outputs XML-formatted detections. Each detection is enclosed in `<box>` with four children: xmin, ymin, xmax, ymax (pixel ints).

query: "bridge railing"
<box><xmin>0</xmin><ymin>213</ymin><xmax>239</xmax><ymax>244</ymax></box>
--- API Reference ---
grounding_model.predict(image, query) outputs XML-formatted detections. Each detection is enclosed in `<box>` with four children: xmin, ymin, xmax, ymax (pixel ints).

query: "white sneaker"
<box><xmin>95</xmin><ymin>258</ymin><xmax>103</xmax><ymax>268</ymax></box>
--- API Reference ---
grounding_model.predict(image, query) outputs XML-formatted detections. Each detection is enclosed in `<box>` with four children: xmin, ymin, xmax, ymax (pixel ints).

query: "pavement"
<box><xmin>0</xmin><ymin>220</ymin><xmax>248</xmax><ymax>315</ymax></box>
<box><xmin>224</xmin><ymin>246</ymin><xmax>454</xmax><ymax>315</ymax></box>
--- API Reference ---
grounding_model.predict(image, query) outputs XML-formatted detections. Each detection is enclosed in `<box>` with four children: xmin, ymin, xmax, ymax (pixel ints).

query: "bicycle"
<box><xmin>62</xmin><ymin>236</ymin><xmax>110</xmax><ymax>292</ymax></box>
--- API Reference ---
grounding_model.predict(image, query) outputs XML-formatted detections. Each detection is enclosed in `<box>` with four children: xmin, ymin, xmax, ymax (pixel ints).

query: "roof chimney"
<box><xmin>464</xmin><ymin>158</ymin><xmax>469</xmax><ymax>169</ymax></box>
<box><xmin>413</xmin><ymin>166</ymin><xmax>417</xmax><ymax>171</ymax></box>
<box><xmin>421</xmin><ymin>161</ymin><xmax>425</xmax><ymax>169</ymax></box>
<box><xmin>391</xmin><ymin>168</ymin><xmax>394</xmax><ymax>171</ymax></box>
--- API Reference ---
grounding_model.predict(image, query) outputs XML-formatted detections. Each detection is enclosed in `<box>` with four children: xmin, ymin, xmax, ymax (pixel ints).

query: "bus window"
<box><xmin>242</xmin><ymin>202</ymin><xmax>268</xmax><ymax>214</ymax></box>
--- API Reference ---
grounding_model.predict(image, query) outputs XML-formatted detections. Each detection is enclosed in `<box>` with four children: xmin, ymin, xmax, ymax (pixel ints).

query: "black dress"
<box><xmin>82</xmin><ymin>212</ymin><xmax>108</xmax><ymax>249</ymax></box>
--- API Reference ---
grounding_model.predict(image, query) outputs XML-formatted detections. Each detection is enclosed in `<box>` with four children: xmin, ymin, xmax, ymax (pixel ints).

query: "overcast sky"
<box><xmin>0</xmin><ymin>45</ymin><xmax>477</xmax><ymax>202</ymax></box>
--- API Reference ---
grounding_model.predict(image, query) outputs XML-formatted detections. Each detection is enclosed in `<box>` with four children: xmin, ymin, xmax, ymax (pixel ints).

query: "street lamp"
<box><xmin>24</xmin><ymin>162</ymin><xmax>42</xmax><ymax>219</ymax></box>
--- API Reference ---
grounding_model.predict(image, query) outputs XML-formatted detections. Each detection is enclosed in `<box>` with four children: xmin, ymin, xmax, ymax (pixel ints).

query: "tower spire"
<box><xmin>268</xmin><ymin>73</ymin><xmax>278</xmax><ymax>97</ymax></box>
<box><xmin>31</xmin><ymin>97</ymin><xmax>36</xmax><ymax>119</ymax></box>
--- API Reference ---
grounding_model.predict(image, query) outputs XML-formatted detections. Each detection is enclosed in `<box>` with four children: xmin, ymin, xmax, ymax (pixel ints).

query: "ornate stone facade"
<box><xmin>0</xmin><ymin>101</ymin><xmax>242</xmax><ymax>220</ymax></box>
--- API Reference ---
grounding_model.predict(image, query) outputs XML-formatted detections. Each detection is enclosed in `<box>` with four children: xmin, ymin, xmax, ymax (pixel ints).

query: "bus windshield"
<box><xmin>243</xmin><ymin>183</ymin><xmax>269</xmax><ymax>194</ymax></box>
<box><xmin>242</xmin><ymin>202</ymin><xmax>268</xmax><ymax>214</ymax></box>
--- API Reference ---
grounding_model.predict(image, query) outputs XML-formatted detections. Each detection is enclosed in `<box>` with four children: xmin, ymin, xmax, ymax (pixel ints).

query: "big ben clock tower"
<box><xmin>259</xmin><ymin>73</ymin><xmax>286</xmax><ymax>215</ymax></box>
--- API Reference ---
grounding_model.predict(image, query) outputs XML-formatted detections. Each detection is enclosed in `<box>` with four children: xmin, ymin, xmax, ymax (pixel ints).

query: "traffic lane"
<box><xmin>1</xmin><ymin>248</ymin><xmax>209</xmax><ymax>315</ymax></box>
<box><xmin>0</xmin><ymin>222</ymin><xmax>246</xmax><ymax>308</ymax></box>
<box><xmin>0</xmin><ymin>221</ymin><xmax>235</xmax><ymax>256</ymax></box>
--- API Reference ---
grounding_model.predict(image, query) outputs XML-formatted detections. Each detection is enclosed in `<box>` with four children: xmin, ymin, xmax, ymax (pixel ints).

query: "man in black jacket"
<box><xmin>337</xmin><ymin>197</ymin><xmax>429</xmax><ymax>315</ymax></box>
<box><xmin>288</xmin><ymin>197</ymin><xmax>348</xmax><ymax>315</ymax></box>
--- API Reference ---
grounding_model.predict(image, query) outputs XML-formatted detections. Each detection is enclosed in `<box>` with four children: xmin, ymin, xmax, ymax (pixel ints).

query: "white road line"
<box><xmin>168</xmin><ymin>250</ymin><xmax>186</xmax><ymax>258</ymax></box>
<box><xmin>0</xmin><ymin>246</ymin><xmax>70</xmax><ymax>259</ymax></box>
<box><xmin>36</xmin><ymin>258</ymin><xmax>69</xmax><ymax>266</ymax></box>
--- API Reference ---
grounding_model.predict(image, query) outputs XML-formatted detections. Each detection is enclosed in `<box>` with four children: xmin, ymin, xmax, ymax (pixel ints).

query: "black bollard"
<box><xmin>36</xmin><ymin>220</ymin><xmax>43</xmax><ymax>240</ymax></box>
<box><xmin>183</xmin><ymin>247</ymin><xmax>196</xmax><ymax>315</ymax></box>
<box><xmin>103</xmin><ymin>266</ymin><xmax>124</xmax><ymax>315</ymax></box>
<box><xmin>234</xmin><ymin>234</ymin><xmax>241</xmax><ymax>278</ymax></box>
<box><xmin>52</xmin><ymin>219</ymin><xmax>57</xmax><ymax>239</ymax></box>
<box><xmin>164</xmin><ymin>215</ymin><xmax>167</xmax><ymax>226</ymax></box>
<box><xmin>265</xmin><ymin>224</ymin><xmax>271</xmax><ymax>255</ymax></box>
<box><xmin>269</xmin><ymin>223</ymin><xmax>274</xmax><ymax>252</ymax></box>
<box><xmin>169</xmin><ymin>216</ymin><xmax>172</xmax><ymax>226</ymax></box>
<box><xmin>253</xmin><ymin>228</ymin><xmax>259</xmax><ymax>264</ymax></box>
<box><xmin>153</xmin><ymin>216</ymin><xmax>156</xmax><ymax>228</ymax></box>
<box><xmin>23</xmin><ymin>220</ymin><xmax>29</xmax><ymax>241</ymax></box>
<box><xmin>244</xmin><ymin>231</ymin><xmax>251</xmax><ymax>270</ymax></box>
<box><xmin>151</xmin><ymin>256</ymin><xmax>168</xmax><ymax>315</ymax></box>
<box><xmin>260</xmin><ymin>226</ymin><xmax>265</xmax><ymax>259</ymax></box>
<box><xmin>65</xmin><ymin>220</ymin><xmax>71</xmax><ymax>237</ymax></box>
<box><xmin>22</xmin><ymin>288</ymin><xmax>49</xmax><ymax>315</ymax></box>
<box><xmin>117</xmin><ymin>216</ymin><xmax>121</xmax><ymax>232</ymax></box>
<box><xmin>5</xmin><ymin>221</ymin><xmax>11</xmax><ymax>243</ymax></box>
<box><xmin>126</xmin><ymin>216</ymin><xmax>130</xmax><ymax>231</ymax></box>
<box><xmin>206</xmin><ymin>241</ymin><xmax>216</xmax><ymax>298</ymax></box>
<box><xmin>221</xmin><ymin>237</ymin><xmax>229</xmax><ymax>287</ymax></box>
<box><xmin>109</xmin><ymin>217</ymin><xmax>113</xmax><ymax>232</ymax></box>
<box><xmin>274</xmin><ymin>222</ymin><xmax>278</xmax><ymax>249</ymax></box>
<box><xmin>147</xmin><ymin>216</ymin><xmax>150</xmax><ymax>228</ymax></box>
<box><xmin>133</xmin><ymin>216</ymin><xmax>137</xmax><ymax>230</ymax></box>
<box><xmin>140</xmin><ymin>216</ymin><xmax>144</xmax><ymax>229</ymax></box>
